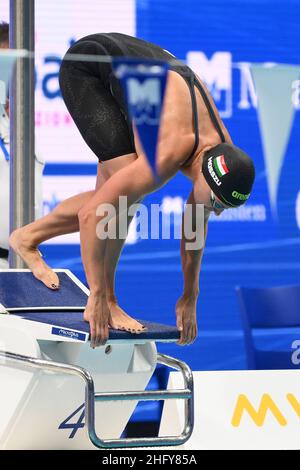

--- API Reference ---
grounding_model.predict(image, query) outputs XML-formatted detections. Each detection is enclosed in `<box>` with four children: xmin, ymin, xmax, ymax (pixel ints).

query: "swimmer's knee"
<box><xmin>78</xmin><ymin>205</ymin><xmax>95</xmax><ymax>225</ymax></box>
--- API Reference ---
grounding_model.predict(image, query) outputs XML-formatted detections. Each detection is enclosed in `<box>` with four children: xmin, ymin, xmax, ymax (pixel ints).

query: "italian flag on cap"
<box><xmin>213</xmin><ymin>154</ymin><xmax>229</xmax><ymax>178</ymax></box>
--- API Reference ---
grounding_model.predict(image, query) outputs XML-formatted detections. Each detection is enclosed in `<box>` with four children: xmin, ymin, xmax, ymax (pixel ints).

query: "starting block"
<box><xmin>0</xmin><ymin>269</ymin><xmax>193</xmax><ymax>450</ymax></box>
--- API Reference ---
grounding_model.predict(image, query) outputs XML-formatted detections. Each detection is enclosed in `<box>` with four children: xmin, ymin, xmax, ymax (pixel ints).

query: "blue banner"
<box><xmin>113</xmin><ymin>58</ymin><xmax>169</xmax><ymax>178</ymax></box>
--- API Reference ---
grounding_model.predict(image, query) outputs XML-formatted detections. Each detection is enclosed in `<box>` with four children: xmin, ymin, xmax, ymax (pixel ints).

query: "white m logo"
<box><xmin>127</xmin><ymin>78</ymin><xmax>161</xmax><ymax>124</ymax></box>
<box><xmin>186</xmin><ymin>51</ymin><xmax>232</xmax><ymax>117</ymax></box>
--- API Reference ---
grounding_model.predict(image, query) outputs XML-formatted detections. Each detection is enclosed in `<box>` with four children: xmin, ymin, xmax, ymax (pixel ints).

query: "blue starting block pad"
<box><xmin>0</xmin><ymin>270</ymin><xmax>87</xmax><ymax>311</ymax></box>
<box><xmin>0</xmin><ymin>269</ymin><xmax>179</xmax><ymax>344</ymax></box>
<box><xmin>13</xmin><ymin>311</ymin><xmax>180</xmax><ymax>342</ymax></box>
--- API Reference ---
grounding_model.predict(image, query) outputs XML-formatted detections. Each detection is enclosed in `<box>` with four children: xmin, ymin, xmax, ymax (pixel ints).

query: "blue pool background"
<box><xmin>42</xmin><ymin>0</ymin><xmax>300</xmax><ymax>371</ymax></box>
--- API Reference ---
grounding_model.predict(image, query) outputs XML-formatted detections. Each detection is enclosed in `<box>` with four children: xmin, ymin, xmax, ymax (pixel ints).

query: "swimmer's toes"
<box><xmin>34</xmin><ymin>268</ymin><xmax>60</xmax><ymax>290</ymax></box>
<box><xmin>108</xmin><ymin>302</ymin><xmax>147</xmax><ymax>334</ymax></box>
<box><xmin>135</xmin><ymin>326</ymin><xmax>148</xmax><ymax>334</ymax></box>
<box><xmin>124</xmin><ymin>325</ymin><xmax>147</xmax><ymax>335</ymax></box>
<box><xmin>132</xmin><ymin>320</ymin><xmax>147</xmax><ymax>333</ymax></box>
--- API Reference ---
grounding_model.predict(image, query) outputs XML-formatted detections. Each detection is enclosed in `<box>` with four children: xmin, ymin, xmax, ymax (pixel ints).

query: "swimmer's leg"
<box><xmin>104</xmin><ymin>207</ymin><xmax>147</xmax><ymax>334</ymax></box>
<box><xmin>83</xmin><ymin>155</ymin><xmax>147</xmax><ymax>334</ymax></box>
<box><xmin>9</xmin><ymin>190</ymin><xmax>95</xmax><ymax>289</ymax></box>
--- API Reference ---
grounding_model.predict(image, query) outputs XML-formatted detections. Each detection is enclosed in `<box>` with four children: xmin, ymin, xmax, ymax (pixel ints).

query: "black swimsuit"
<box><xmin>59</xmin><ymin>32</ymin><xmax>225</xmax><ymax>162</ymax></box>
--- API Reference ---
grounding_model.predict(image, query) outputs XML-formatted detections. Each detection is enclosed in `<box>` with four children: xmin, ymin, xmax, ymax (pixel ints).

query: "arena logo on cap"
<box><xmin>232</xmin><ymin>190</ymin><xmax>250</xmax><ymax>201</ymax></box>
<box><xmin>213</xmin><ymin>154</ymin><xmax>229</xmax><ymax>178</ymax></box>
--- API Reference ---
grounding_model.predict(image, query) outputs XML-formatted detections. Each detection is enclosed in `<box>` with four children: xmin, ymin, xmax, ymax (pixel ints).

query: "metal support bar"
<box><xmin>0</xmin><ymin>350</ymin><xmax>194</xmax><ymax>449</ymax></box>
<box><xmin>95</xmin><ymin>388</ymin><xmax>192</xmax><ymax>402</ymax></box>
<box><xmin>9</xmin><ymin>0</ymin><xmax>35</xmax><ymax>268</ymax></box>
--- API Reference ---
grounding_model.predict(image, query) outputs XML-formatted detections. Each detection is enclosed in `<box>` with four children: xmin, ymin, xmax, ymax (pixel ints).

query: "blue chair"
<box><xmin>236</xmin><ymin>285</ymin><xmax>300</xmax><ymax>370</ymax></box>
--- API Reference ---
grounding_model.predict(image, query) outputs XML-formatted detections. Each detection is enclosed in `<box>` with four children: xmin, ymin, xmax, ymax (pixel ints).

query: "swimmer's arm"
<box><xmin>85</xmin><ymin>153</ymin><xmax>177</xmax><ymax>214</ymax></box>
<box><xmin>97</xmin><ymin>153</ymin><xmax>178</xmax><ymax>210</ymax></box>
<box><xmin>180</xmin><ymin>192</ymin><xmax>209</xmax><ymax>298</ymax></box>
<box><xmin>176</xmin><ymin>193</ymin><xmax>209</xmax><ymax>345</ymax></box>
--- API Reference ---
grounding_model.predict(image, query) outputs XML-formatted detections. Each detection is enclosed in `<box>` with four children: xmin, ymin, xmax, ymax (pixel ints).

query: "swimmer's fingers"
<box><xmin>177</xmin><ymin>319</ymin><xmax>197</xmax><ymax>345</ymax></box>
<box><xmin>175</xmin><ymin>296</ymin><xmax>198</xmax><ymax>346</ymax></box>
<box><xmin>185</xmin><ymin>320</ymin><xmax>198</xmax><ymax>345</ymax></box>
<box><xmin>89</xmin><ymin>317</ymin><xmax>97</xmax><ymax>349</ymax></box>
<box><xmin>89</xmin><ymin>315</ymin><xmax>109</xmax><ymax>348</ymax></box>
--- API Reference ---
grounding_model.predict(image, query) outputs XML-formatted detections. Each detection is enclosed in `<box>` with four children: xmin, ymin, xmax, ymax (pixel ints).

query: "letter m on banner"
<box><xmin>187</xmin><ymin>51</ymin><xmax>232</xmax><ymax>118</ymax></box>
<box><xmin>127</xmin><ymin>77</ymin><xmax>161</xmax><ymax>124</ymax></box>
<box><xmin>231</xmin><ymin>394</ymin><xmax>287</xmax><ymax>427</ymax></box>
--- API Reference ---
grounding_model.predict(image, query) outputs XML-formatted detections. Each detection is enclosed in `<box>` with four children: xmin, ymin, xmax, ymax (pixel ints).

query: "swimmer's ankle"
<box><xmin>106</xmin><ymin>294</ymin><xmax>118</xmax><ymax>306</ymax></box>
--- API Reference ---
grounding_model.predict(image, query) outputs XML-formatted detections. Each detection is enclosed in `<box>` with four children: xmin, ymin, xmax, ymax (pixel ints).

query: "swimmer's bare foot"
<box><xmin>107</xmin><ymin>300</ymin><xmax>147</xmax><ymax>334</ymax></box>
<box><xmin>9</xmin><ymin>228</ymin><xmax>60</xmax><ymax>290</ymax></box>
<box><xmin>83</xmin><ymin>297</ymin><xmax>146</xmax><ymax>334</ymax></box>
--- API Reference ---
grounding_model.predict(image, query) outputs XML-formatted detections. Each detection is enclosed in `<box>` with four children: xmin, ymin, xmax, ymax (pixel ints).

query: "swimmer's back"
<box><xmin>77</xmin><ymin>32</ymin><xmax>192</xmax><ymax>79</ymax></box>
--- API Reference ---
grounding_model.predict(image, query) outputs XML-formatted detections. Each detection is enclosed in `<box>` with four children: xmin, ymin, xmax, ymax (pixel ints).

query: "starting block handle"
<box><xmin>95</xmin><ymin>388</ymin><xmax>192</xmax><ymax>402</ymax></box>
<box><xmin>87</xmin><ymin>353</ymin><xmax>194</xmax><ymax>448</ymax></box>
<box><xmin>0</xmin><ymin>350</ymin><xmax>194</xmax><ymax>449</ymax></box>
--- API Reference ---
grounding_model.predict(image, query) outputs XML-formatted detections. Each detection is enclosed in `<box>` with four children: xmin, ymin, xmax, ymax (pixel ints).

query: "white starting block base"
<box><xmin>160</xmin><ymin>370</ymin><xmax>300</xmax><ymax>450</ymax></box>
<box><xmin>0</xmin><ymin>314</ymin><xmax>156</xmax><ymax>450</ymax></box>
<box><xmin>0</xmin><ymin>269</ymin><xmax>193</xmax><ymax>449</ymax></box>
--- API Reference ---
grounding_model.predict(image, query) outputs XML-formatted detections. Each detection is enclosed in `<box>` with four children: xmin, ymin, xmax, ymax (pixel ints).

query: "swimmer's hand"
<box><xmin>175</xmin><ymin>295</ymin><xmax>198</xmax><ymax>346</ymax></box>
<box><xmin>84</xmin><ymin>292</ymin><xmax>110</xmax><ymax>347</ymax></box>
